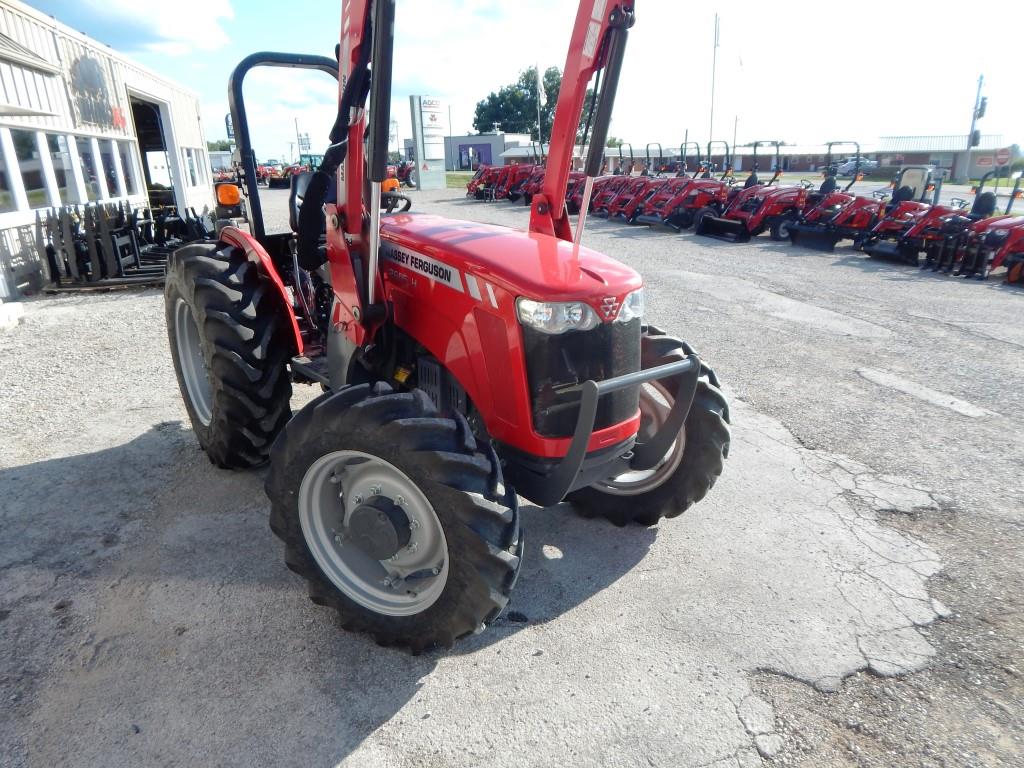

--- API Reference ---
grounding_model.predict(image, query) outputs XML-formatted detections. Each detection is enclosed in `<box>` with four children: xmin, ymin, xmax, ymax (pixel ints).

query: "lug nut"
<box><xmin>395</xmin><ymin>495</ymin><xmax>406</xmax><ymax>506</ymax></box>
<box><xmin>409</xmin><ymin>519</ymin><xmax>420</xmax><ymax>530</ymax></box>
<box><xmin>406</xmin><ymin>542</ymin><xmax>418</xmax><ymax>554</ymax></box>
<box><xmin>369</xmin><ymin>485</ymin><xmax>381</xmax><ymax>496</ymax></box>
<box><xmin>352</xmin><ymin>494</ymin><xmax>363</xmax><ymax>505</ymax></box>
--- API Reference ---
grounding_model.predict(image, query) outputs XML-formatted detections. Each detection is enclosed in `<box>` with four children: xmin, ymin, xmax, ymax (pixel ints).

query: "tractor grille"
<box><xmin>522</xmin><ymin>318</ymin><xmax>642</xmax><ymax>438</ymax></box>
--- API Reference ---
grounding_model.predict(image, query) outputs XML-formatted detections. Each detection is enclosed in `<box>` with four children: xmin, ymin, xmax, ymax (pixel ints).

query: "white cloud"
<box><xmin>205</xmin><ymin>0</ymin><xmax>1024</xmax><ymax>164</ymax></box>
<box><xmin>80</xmin><ymin>0</ymin><xmax>234</xmax><ymax>55</ymax></box>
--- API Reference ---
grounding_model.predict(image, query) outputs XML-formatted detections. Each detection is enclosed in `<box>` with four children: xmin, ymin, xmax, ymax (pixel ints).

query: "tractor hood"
<box><xmin>380</xmin><ymin>213</ymin><xmax>642</xmax><ymax>301</ymax></box>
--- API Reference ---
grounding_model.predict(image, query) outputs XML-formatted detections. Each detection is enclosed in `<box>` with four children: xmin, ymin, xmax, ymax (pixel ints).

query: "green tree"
<box><xmin>473</xmin><ymin>66</ymin><xmax>559</xmax><ymax>141</ymax></box>
<box><xmin>605</xmin><ymin>136</ymin><xmax>625</xmax><ymax>148</ymax></box>
<box><xmin>207</xmin><ymin>139</ymin><xmax>231</xmax><ymax>151</ymax></box>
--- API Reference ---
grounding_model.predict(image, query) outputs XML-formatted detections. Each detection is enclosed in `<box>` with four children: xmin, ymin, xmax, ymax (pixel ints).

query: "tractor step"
<box><xmin>290</xmin><ymin>355</ymin><xmax>331</xmax><ymax>387</ymax></box>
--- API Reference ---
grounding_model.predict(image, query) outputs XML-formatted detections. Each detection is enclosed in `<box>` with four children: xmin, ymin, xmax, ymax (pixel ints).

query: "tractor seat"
<box><xmin>289</xmin><ymin>171</ymin><xmax>314</xmax><ymax>233</ymax></box>
<box><xmin>969</xmin><ymin>191</ymin><xmax>997</xmax><ymax>219</ymax></box>
<box><xmin>886</xmin><ymin>185</ymin><xmax>914</xmax><ymax>210</ymax></box>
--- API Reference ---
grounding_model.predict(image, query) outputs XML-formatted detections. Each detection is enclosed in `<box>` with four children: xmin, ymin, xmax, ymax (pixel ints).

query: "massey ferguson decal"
<box><xmin>599</xmin><ymin>296</ymin><xmax>621</xmax><ymax>320</ymax></box>
<box><xmin>383</xmin><ymin>246</ymin><xmax>464</xmax><ymax>292</ymax></box>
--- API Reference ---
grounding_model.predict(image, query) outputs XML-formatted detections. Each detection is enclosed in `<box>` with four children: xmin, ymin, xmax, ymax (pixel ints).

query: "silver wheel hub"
<box><xmin>597</xmin><ymin>381</ymin><xmax>686</xmax><ymax>496</ymax></box>
<box><xmin>298</xmin><ymin>450</ymin><xmax>449</xmax><ymax>617</ymax></box>
<box><xmin>173</xmin><ymin>298</ymin><xmax>213</xmax><ymax>426</ymax></box>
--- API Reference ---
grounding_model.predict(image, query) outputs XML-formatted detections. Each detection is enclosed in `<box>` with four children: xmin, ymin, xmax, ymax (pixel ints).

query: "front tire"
<box><xmin>266</xmin><ymin>383</ymin><xmax>523</xmax><ymax>651</ymax></box>
<box><xmin>568</xmin><ymin>329</ymin><xmax>730</xmax><ymax>526</ymax></box>
<box><xmin>165</xmin><ymin>243</ymin><xmax>294</xmax><ymax>468</ymax></box>
<box><xmin>693</xmin><ymin>206</ymin><xmax>717</xmax><ymax>235</ymax></box>
<box><xmin>770</xmin><ymin>212</ymin><xmax>797</xmax><ymax>241</ymax></box>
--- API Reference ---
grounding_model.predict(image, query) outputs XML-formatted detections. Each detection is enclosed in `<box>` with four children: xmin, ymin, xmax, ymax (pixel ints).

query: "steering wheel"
<box><xmin>871</xmin><ymin>190</ymin><xmax>889</xmax><ymax>200</ymax></box>
<box><xmin>800</xmin><ymin>179</ymin><xmax>814</xmax><ymax>190</ymax></box>
<box><xmin>950</xmin><ymin>197</ymin><xmax>967</xmax><ymax>209</ymax></box>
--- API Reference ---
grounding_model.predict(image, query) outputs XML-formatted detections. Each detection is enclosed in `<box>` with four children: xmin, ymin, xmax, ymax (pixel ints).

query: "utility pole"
<box><xmin>709</xmin><ymin>14</ymin><xmax>720</xmax><ymax>141</ymax></box>
<box><xmin>535</xmin><ymin>64</ymin><xmax>546</xmax><ymax>146</ymax></box>
<box><xmin>732</xmin><ymin>115</ymin><xmax>738</xmax><ymax>153</ymax></box>
<box><xmin>959</xmin><ymin>74</ymin><xmax>984</xmax><ymax>183</ymax></box>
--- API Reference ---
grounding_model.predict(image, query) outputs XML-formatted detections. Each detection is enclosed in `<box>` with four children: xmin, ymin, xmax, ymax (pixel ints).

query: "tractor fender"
<box><xmin>219</xmin><ymin>225</ymin><xmax>304</xmax><ymax>356</ymax></box>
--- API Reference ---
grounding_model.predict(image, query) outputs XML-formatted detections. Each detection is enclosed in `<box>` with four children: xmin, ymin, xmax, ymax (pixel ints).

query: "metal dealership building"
<box><xmin>0</xmin><ymin>0</ymin><xmax>210</xmax><ymax>299</ymax></box>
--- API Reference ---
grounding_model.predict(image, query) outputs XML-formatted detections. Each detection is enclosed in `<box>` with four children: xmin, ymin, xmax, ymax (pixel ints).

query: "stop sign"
<box><xmin>995</xmin><ymin>147</ymin><xmax>1011</xmax><ymax>166</ymax></box>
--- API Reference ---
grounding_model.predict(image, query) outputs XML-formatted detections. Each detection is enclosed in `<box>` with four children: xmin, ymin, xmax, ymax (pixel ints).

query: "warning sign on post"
<box><xmin>996</xmin><ymin>147</ymin><xmax>1012</xmax><ymax>166</ymax></box>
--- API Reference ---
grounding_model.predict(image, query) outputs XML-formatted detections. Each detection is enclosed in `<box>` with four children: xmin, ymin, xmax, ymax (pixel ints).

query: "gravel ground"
<box><xmin>1</xmin><ymin>187</ymin><xmax>1020</xmax><ymax>767</ymax></box>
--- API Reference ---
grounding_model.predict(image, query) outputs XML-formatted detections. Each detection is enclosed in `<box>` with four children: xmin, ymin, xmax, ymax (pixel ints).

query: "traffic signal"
<box><xmin>976</xmin><ymin>97</ymin><xmax>987</xmax><ymax>119</ymax></box>
<box><xmin>971</xmin><ymin>129</ymin><xmax>981</xmax><ymax>147</ymax></box>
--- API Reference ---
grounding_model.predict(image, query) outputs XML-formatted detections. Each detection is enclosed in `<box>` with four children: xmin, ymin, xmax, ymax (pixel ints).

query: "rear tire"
<box><xmin>165</xmin><ymin>243</ymin><xmax>294</xmax><ymax>468</ymax></box>
<box><xmin>568</xmin><ymin>330</ymin><xmax>730</xmax><ymax>526</ymax></box>
<box><xmin>266</xmin><ymin>383</ymin><xmax>523</xmax><ymax>652</ymax></box>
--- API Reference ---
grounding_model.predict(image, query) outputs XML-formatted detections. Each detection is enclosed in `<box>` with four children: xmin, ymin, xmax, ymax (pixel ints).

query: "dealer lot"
<box><xmin>1</xmin><ymin>188</ymin><xmax>1020</xmax><ymax>767</ymax></box>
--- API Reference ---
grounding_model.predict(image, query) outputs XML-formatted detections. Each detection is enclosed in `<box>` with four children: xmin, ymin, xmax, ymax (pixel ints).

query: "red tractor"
<box><xmin>918</xmin><ymin>171</ymin><xmax>1009</xmax><ymax>273</ymax></box>
<box><xmin>926</xmin><ymin>174</ymin><xmax>1024</xmax><ymax>278</ymax></box>
<box><xmin>607</xmin><ymin>176</ymin><xmax>668</xmax><ymax>222</ymax></box>
<box><xmin>165</xmin><ymin>0</ymin><xmax>729</xmax><ymax>651</ymax></box>
<box><xmin>861</xmin><ymin>168</ymin><xmax>957</xmax><ymax>264</ymax></box>
<box><xmin>695</xmin><ymin>141</ymin><xmax>813</xmax><ymax>242</ymax></box>
<box><xmin>635</xmin><ymin>143</ymin><xmax>735</xmax><ymax>231</ymax></box>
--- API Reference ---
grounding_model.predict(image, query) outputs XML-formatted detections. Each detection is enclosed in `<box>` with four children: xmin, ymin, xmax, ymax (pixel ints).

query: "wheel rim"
<box><xmin>173</xmin><ymin>297</ymin><xmax>214</xmax><ymax>426</ymax></box>
<box><xmin>298</xmin><ymin>450</ymin><xmax>450</xmax><ymax>617</ymax></box>
<box><xmin>778</xmin><ymin>219</ymin><xmax>792</xmax><ymax>238</ymax></box>
<box><xmin>596</xmin><ymin>381</ymin><xmax>686</xmax><ymax>496</ymax></box>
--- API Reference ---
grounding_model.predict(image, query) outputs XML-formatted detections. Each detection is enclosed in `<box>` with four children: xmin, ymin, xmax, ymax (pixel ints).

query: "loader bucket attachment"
<box><xmin>789</xmin><ymin>226</ymin><xmax>839</xmax><ymax>252</ymax></box>
<box><xmin>695</xmin><ymin>215</ymin><xmax>750</xmax><ymax>243</ymax></box>
<box><xmin>634</xmin><ymin>213</ymin><xmax>664</xmax><ymax>227</ymax></box>
<box><xmin>863</xmin><ymin>240</ymin><xmax>902</xmax><ymax>260</ymax></box>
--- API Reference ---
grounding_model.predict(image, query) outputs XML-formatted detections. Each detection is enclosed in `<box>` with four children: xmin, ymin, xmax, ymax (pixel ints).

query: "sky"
<box><xmin>26</xmin><ymin>0</ymin><xmax>1024</xmax><ymax>163</ymax></box>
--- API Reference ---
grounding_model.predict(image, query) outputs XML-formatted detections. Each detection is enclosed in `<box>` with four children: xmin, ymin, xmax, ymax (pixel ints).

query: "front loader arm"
<box><xmin>530</xmin><ymin>1</ymin><xmax>636</xmax><ymax>241</ymax></box>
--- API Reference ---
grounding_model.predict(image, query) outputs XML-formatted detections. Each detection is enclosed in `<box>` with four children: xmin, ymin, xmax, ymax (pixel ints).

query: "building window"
<box><xmin>118</xmin><ymin>141</ymin><xmax>139</xmax><ymax>195</ymax></box>
<box><xmin>99</xmin><ymin>141</ymin><xmax>117</xmax><ymax>197</ymax></box>
<box><xmin>76</xmin><ymin>137</ymin><xmax>101</xmax><ymax>201</ymax></box>
<box><xmin>46</xmin><ymin>134</ymin><xmax>81</xmax><ymax>204</ymax></box>
<box><xmin>10</xmin><ymin>129</ymin><xmax>48</xmax><ymax>208</ymax></box>
<box><xmin>196</xmin><ymin>149</ymin><xmax>208</xmax><ymax>185</ymax></box>
<box><xmin>0</xmin><ymin>148</ymin><xmax>15</xmax><ymax>213</ymax></box>
<box><xmin>182</xmin><ymin>147</ymin><xmax>199</xmax><ymax>186</ymax></box>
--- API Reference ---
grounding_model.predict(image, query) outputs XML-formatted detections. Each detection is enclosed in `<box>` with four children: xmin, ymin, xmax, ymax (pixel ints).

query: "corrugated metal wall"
<box><xmin>0</xmin><ymin>0</ymin><xmax>210</xmax><ymax>298</ymax></box>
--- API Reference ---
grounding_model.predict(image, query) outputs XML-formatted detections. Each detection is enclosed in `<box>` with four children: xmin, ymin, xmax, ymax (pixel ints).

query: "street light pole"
<box><xmin>960</xmin><ymin>74</ymin><xmax>984</xmax><ymax>183</ymax></box>
<box><xmin>709</xmin><ymin>14</ymin><xmax>720</xmax><ymax>141</ymax></box>
<box><xmin>294</xmin><ymin>117</ymin><xmax>302</xmax><ymax>163</ymax></box>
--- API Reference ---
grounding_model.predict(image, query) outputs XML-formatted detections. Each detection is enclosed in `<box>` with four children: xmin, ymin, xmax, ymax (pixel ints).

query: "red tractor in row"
<box><xmin>921</xmin><ymin>173</ymin><xmax>1024</xmax><ymax>278</ymax></box>
<box><xmin>166</xmin><ymin>0</ymin><xmax>729</xmax><ymax>652</ymax></box>
<box><xmin>695</xmin><ymin>141</ymin><xmax>814</xmax><ymax>242</ymax></box>
<box><xmin>636</xmin><ymin>142</ymin><xmax>736</xmax><ymax>231</ymax></box>
<box><xmin>789</xmin><ymin>164</ymin><xmax>940</xmax><ymax>252</ymax></box>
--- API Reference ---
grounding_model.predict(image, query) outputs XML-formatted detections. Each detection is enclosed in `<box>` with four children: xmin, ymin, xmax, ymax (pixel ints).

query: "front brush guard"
<box><xmin>508</xmin><ymin>355</ymin><xmax>700</xmax><ymax>507</ymax></box>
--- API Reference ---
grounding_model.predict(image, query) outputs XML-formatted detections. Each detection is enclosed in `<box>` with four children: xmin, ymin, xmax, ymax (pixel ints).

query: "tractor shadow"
<box><xmin>1</xmin><ymin>421</ymin><xmax>657</xmax><ymax>765</ymax></box>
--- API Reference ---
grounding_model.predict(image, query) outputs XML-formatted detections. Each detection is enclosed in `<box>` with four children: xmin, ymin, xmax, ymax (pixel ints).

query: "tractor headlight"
<box><xmin>516</xmin><ymin>298</ymin><xmax>599</xmax><ymax>335</ymax></box>
<box><xmin>615</xmin><ymin>288</ymin><xmax>645</xmax><ymax>323</ymax></box>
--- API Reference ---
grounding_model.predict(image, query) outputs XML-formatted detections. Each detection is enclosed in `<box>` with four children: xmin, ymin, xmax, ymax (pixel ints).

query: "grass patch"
<box><xmin>446</xmin><ymin>171</ymin><xmax>473</xmax><ymax>189</ymax></box>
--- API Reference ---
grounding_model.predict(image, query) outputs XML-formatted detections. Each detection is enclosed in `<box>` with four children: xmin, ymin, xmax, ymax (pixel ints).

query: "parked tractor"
<box><xmin>165</xmin><ymin>0</ymin><xmax>729</xmax><ymax>651</ymax></box>
<box><xmin>695</xmin><ymin>141</ymin><xmax>813</xmax><ymax>242</ymax></box>
<box><xmin>925</xmin><ymin>174</ymin><xmax>1024</xmax><ymax>278</ymax></box>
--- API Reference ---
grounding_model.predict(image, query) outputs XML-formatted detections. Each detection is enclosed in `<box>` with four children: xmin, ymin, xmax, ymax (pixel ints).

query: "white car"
<box><xmin>837</xmin><ymin>158</ymin><xmax>879</xmax><ymax>176</ymax></box>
